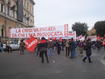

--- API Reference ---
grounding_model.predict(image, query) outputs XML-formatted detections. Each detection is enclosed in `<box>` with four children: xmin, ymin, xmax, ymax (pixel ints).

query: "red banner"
<box><xmin>25</xmin><ymin>36</ymin><xmax>38</xmax><ymax>53</ymax></box>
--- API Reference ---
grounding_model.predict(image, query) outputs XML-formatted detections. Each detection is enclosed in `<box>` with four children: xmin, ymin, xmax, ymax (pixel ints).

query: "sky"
<box><xmin>34</xmin><ymin>0</ymin><xmax>105</xmax><ymax>30</ymax></box>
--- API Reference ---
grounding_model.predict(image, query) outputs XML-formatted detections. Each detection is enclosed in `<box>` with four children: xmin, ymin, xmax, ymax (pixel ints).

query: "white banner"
<box><xmin>87</xmin><ymin>36</ymin><xmax>97</xmax><ymax>41</ymax></box>
<box><xmin>10</xmin><ymin>24</ymin><xmax>70</xmax><ymax>38</ymax></box>
<box><xmin>64</xmin><ymin>31</ymin><xmax>76</xmax><ymax>40</ymax></box>
<box><xmin>76</xmin><ymin>35</ymin><xmax>85</xmax><ymax>41</ymax></box>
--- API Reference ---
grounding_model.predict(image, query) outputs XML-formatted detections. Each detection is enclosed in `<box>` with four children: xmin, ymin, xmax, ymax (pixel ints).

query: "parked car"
<box><xmin>8</xmin><ymin>43</ymin><xmax>20</xmax><ymax>50</ymax></box>
<box><xmin>3</xmin><ymin>44</ymin><xmax>6</xmax><ymax>50</ymax></box>
<box><xmin>3</xmin><ymin>41</ymin><xmax>20</xmax><ymax>51</ymax></box>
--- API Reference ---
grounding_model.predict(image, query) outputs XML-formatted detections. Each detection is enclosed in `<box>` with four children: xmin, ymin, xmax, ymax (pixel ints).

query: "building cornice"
<box><xmin>30</xmin><ymin>0</ymin><xmax>35</xmax><ymax>5</ymax></box>
<box><xmin>0</xmin><ymin>12</ymin><xmax>29</xmax><ymax>27</ymax></box>
<box><xmin>23</xmin><ymin>8</ymin><xmax>34</xmax><ymax>17</ymax></box>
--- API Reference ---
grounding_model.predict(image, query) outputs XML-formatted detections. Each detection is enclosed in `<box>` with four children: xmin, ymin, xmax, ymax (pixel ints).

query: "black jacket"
<box><xmin>84</xmin><ymin>41</ymin><xmax>92</xmax><ymax>55</ymax></box>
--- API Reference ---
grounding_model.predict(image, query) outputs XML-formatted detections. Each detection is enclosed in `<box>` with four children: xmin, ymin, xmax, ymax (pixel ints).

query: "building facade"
<box><xmin>0</xmin><ymin>0</ymin><xmax>35</xmax><ymax>38</ymax></box>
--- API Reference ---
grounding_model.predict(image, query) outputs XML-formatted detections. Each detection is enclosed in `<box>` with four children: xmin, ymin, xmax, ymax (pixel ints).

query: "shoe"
<box><xmin>83</xmin><ymin>59</ymin><xmax>86</xmax><ymax>63</ymax></box>
<box><xmin>89</xmin><ymin>61</ymin><xmax>92</xmax><ymax>63</ymax></box>
<box><xmin>47</xmin><ymin>61</ymin><xmax>49</xmax><ymax>63</ymax></box>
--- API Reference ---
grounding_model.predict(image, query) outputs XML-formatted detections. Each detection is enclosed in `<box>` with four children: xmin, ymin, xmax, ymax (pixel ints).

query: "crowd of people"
<box><xmin>33</xmin><ymin>37</ymin><xmax>105</xmax><ymax>63</ymax></box>
<box><xmin>0</xmin><ymin>37</ymin><xmax>105</xmax><ymax>64</ymax></box>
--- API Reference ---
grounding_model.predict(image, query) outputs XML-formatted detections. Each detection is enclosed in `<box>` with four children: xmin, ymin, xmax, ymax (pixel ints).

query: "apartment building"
<box><xmin>0</xmin><ymin>0</ymin><xmax>35</xmax><ymax>38</ymax></box>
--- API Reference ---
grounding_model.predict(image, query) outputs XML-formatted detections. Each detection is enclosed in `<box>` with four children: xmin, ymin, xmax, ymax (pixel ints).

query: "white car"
<box><xmin>9</xmin><ymin>43</ymin><xmax>20</xmax><ymax>50</ymax></box>
<box><xmin>3</xmin><ymin>43</ymin><xmax>20</xmax><ymax>50</ymax></box>
<box><xmin>2</xmin><ymin>39</ymin><xmax>21</xmax><ymax>51</ymax></box>
<box><xmin>3</xmin><ymin>44</ymin><xmax>7</xmax><ymax>50</ymax></box>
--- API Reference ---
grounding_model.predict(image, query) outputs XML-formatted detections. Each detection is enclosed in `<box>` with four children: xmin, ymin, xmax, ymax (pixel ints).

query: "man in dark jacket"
<box><xmin>0</xmin><ymin>40</ymin><xmax>4</xmax><ymax>53</ymax></box>
<box><xmin>70</xmin><ymin>38</ymin><xmax>77</xmax><ymax>58</ymax></box>
<box><xmin>39</xmin><ymin>37</ymin><xmax>49</xmax><ymax>63</ymax></box>
<box><xmin>83</xmin><ymin>39</ymin><xmax>92</xmax><ymax>63</ymax></box>
<box><xmin>56</xmin><ymin>40</ymin><xmax>61</xmax><ymax>55</ymax></box>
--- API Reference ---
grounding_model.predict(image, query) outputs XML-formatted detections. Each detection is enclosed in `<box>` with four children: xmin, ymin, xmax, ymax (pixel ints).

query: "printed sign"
<box><xmin>10</xmin><ymin>24</ymin><xmax>69</xmax><ymax>38</ymax></box>
<box><xmin>25</xmin><ymin>36</ymin><xmax>38</xmax><ymax>52</ymax></box>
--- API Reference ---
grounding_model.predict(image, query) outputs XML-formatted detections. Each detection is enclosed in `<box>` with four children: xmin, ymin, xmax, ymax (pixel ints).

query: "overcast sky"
<box><xmin>34</xmin><ymin>0</ymin><xmax>105</xmax><ymax>30</ymax></box>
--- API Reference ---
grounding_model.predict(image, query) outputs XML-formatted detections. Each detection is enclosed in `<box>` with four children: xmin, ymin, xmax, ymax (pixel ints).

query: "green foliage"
<box><xmin>94</xmin><ymin>21</ymin><xmax>105</xmax><ymax>37</ymax></box>
<box><xmin>72</xmin><ymin>22</ymin><xmax>88</xmax><ymax>36</ymax></box>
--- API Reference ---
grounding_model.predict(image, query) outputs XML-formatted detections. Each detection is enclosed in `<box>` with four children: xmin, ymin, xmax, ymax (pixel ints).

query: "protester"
<box><xmin>0</xmin><ymin>40</ymin><xmax>4</xmax><ymax>53</ymax></box>
<box><xmin>19</xmin><ymin>39</ymin><xmax>25</xmax><ymax>55</ymax></box>
<box><xmin>83</xmin><ymin>39</ymin><xmax>92</xmax><ymax>63</ymax></box>
<box><xmin>65</xmin><ymin>39</ymin><xmax>70</xmax><ymax>56</ymax></box>
<box><xmin>36</xmin><ymin>43</ymin><xmax>41</xmax><ymax>57</ymax></box>
<box><xmin>38</xmin><ymin>37</ymin><xmax>49</xmax><ymax>63</ymax></box>
<box><xmin>53</xmin><ymin>40</ymin><xmax>57</xmax><ymax>53</ymax></box>
<box><xmin>56</xmin><ymin>40</ymin><xmax>61</xmax><ymax>55</ymax></box>
<box><xmin>70</xmin><ymin>38</ymin><xmax>77</xmax><ymax>58</ymax></box>
<box><xmin>47</xmin><ymin>39</ymin><xmax>54</xmax><ymax>56</ymax></box>
<box><xmin>6</xmin><ymin>40</ymin><xmax>12</xmax><ymax>53</ymax></box>
<box><xmin>61</xmin><ymin>40</ymin><xmax>65</xmax><ymax>51</ymax></box>
<box><xmin>78</xmin><ymin>40</ymin><xmax>84</xmax><ymax>56</ymax></box>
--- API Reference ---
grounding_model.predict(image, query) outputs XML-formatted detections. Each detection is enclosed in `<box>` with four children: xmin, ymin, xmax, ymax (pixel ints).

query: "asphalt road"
<box><xmin>0</xmin><ymin>48</ymin><xmax>105</xmax><ymax>79</ymax></box>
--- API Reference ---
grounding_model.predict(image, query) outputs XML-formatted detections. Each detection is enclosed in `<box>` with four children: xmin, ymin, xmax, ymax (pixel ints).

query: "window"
<box><xmin>0</xmin><ymin>3</ymin><xmax>1</xmax><ymax>12</ymax></box>
<box><xmin>1</xmin><ymin>27</ymin><xmax>4</xmax><ymax>37</ymax></box>
<box><xmin>10</xmin><ymin>9</ymin><xmax>13</xmax><ymax>17</ymax></box>
<box><xmin>5</xmin><ymin>5</ymin><xmax>9</xmax><ymax>15</ymax></box>
<box><xmin>1</xmin><ymin>3</ymin><xmax>4</xmax><ymax>12</ymax></box>
<box><xmin>14</xmin><ymin>11</ymin><xmax>17</xmax><ymax>19</ymax></box>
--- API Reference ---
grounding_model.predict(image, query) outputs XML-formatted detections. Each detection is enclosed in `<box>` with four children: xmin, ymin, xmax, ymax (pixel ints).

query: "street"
<box><xmin>0</xmin><ymin>48</ymin><xmax>105</xmax><ymax>79</ymax></box>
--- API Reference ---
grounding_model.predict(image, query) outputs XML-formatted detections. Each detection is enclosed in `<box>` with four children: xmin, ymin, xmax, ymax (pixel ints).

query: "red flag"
<box><xmin>25</xmin><ymin>36</ymin><xmax>38</xmax><ymax>53</ymax></box>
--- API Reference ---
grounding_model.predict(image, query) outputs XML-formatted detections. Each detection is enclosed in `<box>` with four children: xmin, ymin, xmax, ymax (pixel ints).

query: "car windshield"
<box><xmin>10</xmin><ymin>40</ymin><xmax>19</xmax><ymax>44</ymax></box>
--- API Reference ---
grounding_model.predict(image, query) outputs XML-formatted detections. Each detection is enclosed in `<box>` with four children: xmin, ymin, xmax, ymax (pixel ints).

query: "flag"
<box><xmin>25</xmin><ymin>36</ymin><xmax>38</xmax><ymax>53</ymax></box>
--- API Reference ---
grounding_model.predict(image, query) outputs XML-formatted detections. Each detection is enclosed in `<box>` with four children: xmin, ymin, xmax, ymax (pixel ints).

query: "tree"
<box><xmin>72</xmin><ymin>22</ymin><xmax>88</xmax><ymax>36</ymax></box>
<box><xmin>94</xmin><ymin>21</ymin><xmax>105</xmax><ymax>37</ymax></box>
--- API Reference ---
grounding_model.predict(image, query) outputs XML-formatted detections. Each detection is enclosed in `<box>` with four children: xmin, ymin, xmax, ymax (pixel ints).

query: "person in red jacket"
<box><xmin>39</xmin><ymin>37</ymin><xmax>49</xmax><ymax>63</ymax></box>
